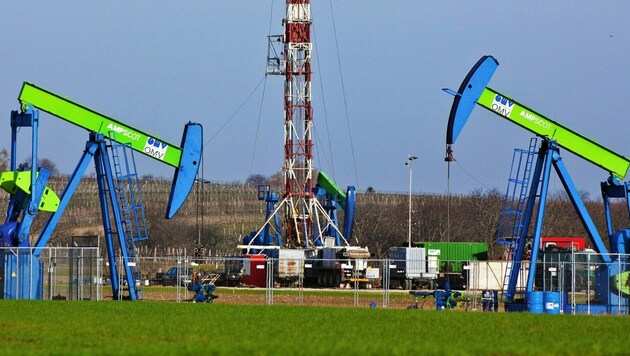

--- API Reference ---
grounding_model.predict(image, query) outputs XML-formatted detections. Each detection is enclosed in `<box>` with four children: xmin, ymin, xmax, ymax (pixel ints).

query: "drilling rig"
<box><xmin>239</xmin><ymin>0</ymin><xmax>369</xmax><ymax>288</ymax></box>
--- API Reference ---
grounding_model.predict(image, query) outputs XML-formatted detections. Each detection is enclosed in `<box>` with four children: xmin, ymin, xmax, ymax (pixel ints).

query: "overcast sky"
<box><xmin>2</xmin><ymin>2</ymin><xmax>629</xmax><ymax>198</ymax></box>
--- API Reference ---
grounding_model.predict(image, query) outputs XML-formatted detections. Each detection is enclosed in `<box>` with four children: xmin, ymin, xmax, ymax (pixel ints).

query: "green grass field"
<box><xmin>1</xmin><ymin>300</ymin><xmax>627</xmax><ymax>355</ymax></box>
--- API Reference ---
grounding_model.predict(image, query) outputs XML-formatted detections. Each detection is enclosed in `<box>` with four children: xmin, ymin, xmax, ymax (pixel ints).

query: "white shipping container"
<box><xmin>389</xmin><ymin>247</ymin><xmax>426</xmax><ymax>278</ymax></box>
<box><xmin>467</xmin><ymin>260</ymin><xmax>529</xmax><ymax>290</ymax></box>
<box><xmin>277</xmin><ymin>249</ymin><xmax>305</xmax><ymax>278</ymax></box>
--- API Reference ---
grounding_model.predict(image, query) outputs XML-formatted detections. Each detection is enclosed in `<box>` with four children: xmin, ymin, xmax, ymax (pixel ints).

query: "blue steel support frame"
<box><xmin>35</xmin><ymin>143</ymin><xmax>97</xmax><ymax>251</ymax></box>
<box><xmin>316</xmin><ymin>185</ymin><xmax>356</xmax><ymax>247</ymax></box>
<box><xmin>601</xmin><ymin>177</ymin><xmax>630</xmax><ymax>239</ymax></box>
<box><xmin>265</xmin><ymin>199</ymin><xmax>282</xmax><ymax>247</ymax></box>
<box><xmin>602</xmin><ymin>182</ymin><xmax>617</xmax><ymax>238</ymax></box>
<box><xmin>5</xmin><ymin>108</ymin><xmax>50</xmax><ymax>247</ymax></box>
<box><xmin>505</xmin><ymin>141</ymin><xmax>548</xmax><ymax>301</ymax></box>
<box><xmin>245</xmin><ymin>183</ymin><xmax>356</xmax><ymax>253</ymax></box>
<box><xmin>553</xmin><ymin>149</ymin><xmax>611</xmax><ymax>262</ymax></box>
<box><xmin>324</xmin><ymin>205</ymin><xmax>339</xmax><ymax>246</ymax></box>
<box><xmin>93</xmin><ymin>136</ymin><xmax>137</xmax><ymax>299</ymax></box>
<box><xmin>523</xmin><ymin>146</ymin><xmax>553</xmax><ymax>293</ymax></box>
<box><xmin>32</xmin><ymin>134</ymin><xmax>138</xmax><ymax>300</ymax></box>
<box><xmin>506</xmin><ymin>140</ymin><xmax>612</xmax><ymax>301</ymax></box>
<box><xmin>260</xmin><ymin>185</ymin><xmax>282</xmax><ymax>247</ymax></box>
<box><xmin>15</xmin><ymin>169</ymin><xmax>50</xmax><ymax>247</ymax></box>
<box><xmin>327</xmin><ymin>206</ymin><xmax>341</xmax><ymax>246</ymax></box>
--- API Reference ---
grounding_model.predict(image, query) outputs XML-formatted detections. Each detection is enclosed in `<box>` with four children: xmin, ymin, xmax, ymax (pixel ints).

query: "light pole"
<box><xmin>406</xmin><ymin>155</ymin><xmax>418</xmax><ymax>248</ymax></box>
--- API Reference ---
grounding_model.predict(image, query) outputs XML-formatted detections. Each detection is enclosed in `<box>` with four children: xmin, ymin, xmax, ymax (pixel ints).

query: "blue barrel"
<box><xmin>544</xmin><ymin>291</ymin><xmax>561</xmax><ymax>315</ymax></box>
<box><xmin>527</xmin><ymin>291</ymin><xmax>544</xmax><ymax>314</ymax></box>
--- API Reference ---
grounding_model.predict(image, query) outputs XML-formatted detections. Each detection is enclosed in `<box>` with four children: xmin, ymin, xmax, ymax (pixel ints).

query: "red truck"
<box><xmin>540</xmin><ymin>237</ymin><xmax>586</xmax><ymax>251</ymax></box>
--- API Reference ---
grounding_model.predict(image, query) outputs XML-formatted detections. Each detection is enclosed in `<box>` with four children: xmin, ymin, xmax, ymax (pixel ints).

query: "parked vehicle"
<box><xmin>303</xmin><ymin>247</ymin><xmax>371</xmax><ymax>288</ymax></box>
<box><xmin>216</xmin><ymin>259</ymin><xmax>243</xmax><ymax>287</ymax></box>
<box><xmin>161</xmin><ymin>267</ymin><xmax>192</xmax><ymax>286</ymax></box>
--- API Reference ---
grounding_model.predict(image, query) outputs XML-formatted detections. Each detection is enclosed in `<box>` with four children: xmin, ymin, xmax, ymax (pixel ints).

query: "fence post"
<box><xmin>78</xmin><ymin>249</ymin><xmax>83</xmax><ymax>301</ymax></box>
<box><xmin>97</xmin><ymin>254</ymin><xmax>102</xmax><ymax>301</ymax></box>
<box><xmin>382</xmin><ymin>258</ymin><xmax>390</xmax><ymax>308</ymax></box>
<box><xmin>266</xmin><ymin>258</ymin><xmax>274</xmax><ymax>305</ymax></box>
<box><xmin>353</xmin><ymin>259</ymin><xmax>359</xmax><ymax>308</ymax></box>
<box><xmin>29</xmin><ymin>248</ymin><xmax>33</xmax><ymax>300</ymax></box>
<box><xmin>586</xmin><ymin>254</ymin><xmax>591</xmax><ymax>315</ymax></box>
<box><xmin>469</xmin><ymin>260</ymin><xmax>477</xmax><ymax>311</ymax></box>
<box><xmin>618</xmin><ymin>255</ymin><xmax>622</xmax><ymax>315</ymax></box>
<box><xmin>175</xmin><ymin>257</ymin><xmax>182</xmax><ymax>303</ymax></box>
<box><xmin>298</xmin><ymin>258</ymin><xmax>304</xmax><ymax>305</ymax></box>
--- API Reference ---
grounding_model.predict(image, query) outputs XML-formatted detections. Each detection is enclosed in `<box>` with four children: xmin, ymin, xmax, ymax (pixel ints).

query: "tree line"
<box><xmin>0</xmin><ymin>174</ymin><xmax>627</xmax><ymax>259</ymax></box>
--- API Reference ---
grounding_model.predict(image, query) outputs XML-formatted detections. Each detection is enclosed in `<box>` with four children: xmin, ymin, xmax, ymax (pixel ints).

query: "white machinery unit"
<box><xmin>389</xmin><ymin>247</ymin><xmax>438</xmax><ymax>290</ymax></box>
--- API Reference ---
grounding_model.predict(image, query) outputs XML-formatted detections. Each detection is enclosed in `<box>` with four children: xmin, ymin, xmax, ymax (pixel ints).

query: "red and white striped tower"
<box><xmin>282</xmin><ymin>0</ymin><xmax>313</xmax><ymax>247</ymax></box>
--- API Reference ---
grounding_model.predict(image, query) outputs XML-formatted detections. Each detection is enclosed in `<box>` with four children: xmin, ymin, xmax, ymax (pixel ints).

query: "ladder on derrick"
<box><xmin>496</xmin><ymin>138</ymin><xmax>538</xmax><ymax>295</ymax></box>
<box><xmin>108</xmin><ymin>136</ymin><xmax>149</xmax><ymax>299</ymax></box>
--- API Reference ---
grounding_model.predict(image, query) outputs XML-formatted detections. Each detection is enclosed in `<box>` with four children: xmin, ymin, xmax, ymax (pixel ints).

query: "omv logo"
<box><xmin>491</xmin><ymin>94</ymin><xmax>514</xmax><ymax>117</ymax></box>
<box><xmin>144</xmin><ymin>137</ymin><xmax>169</xmax><ymax>160</ymax></box>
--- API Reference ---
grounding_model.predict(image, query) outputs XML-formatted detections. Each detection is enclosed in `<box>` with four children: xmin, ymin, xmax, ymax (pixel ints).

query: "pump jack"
<box><xmin>445</xmin><ymin>56</ymin><xmax>630</xmax><ymax>313</ymax></box>
<box><xmin>0</xmin><ymin>82</ymin><xmax>202</xmax><ymax>300</ymax></box>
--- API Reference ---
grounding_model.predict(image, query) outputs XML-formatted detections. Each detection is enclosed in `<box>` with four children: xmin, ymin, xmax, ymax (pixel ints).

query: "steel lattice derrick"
<box><xmin>283</xmin><ymin>0</ymin><xmax>313</xmax><ymax>247</ymax></box>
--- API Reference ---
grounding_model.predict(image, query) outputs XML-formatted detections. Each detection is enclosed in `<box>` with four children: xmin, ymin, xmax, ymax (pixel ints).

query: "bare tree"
<box><xmin>0</xmin><ymin>148</ymin><xmax>8</xmax><ymax>171</ymax></box>
<box><xmin>246</xmin><ymin>174</ymin><xmax>268</xmax><ymax>186</ymax></box>
<box><xmin>18</xmin><ymin>156</ymin><xmax>60</xmax><ymax>175</ymax></box>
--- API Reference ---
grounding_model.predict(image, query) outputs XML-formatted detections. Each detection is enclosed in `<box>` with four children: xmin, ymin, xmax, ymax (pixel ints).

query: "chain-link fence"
<box><xmin>534</xmin><ymin>252</ymin><xmax>629</xmax><ymax>315</ymax></box>
<box><xmin>1</xmin><ymin>247</ymin><xmax>101</xmax><ymax>301</ymax></box>
<box><xmin>2</xmin><ymin>248</ymin><xmax>629</xmax><ymax>314</ymax></box>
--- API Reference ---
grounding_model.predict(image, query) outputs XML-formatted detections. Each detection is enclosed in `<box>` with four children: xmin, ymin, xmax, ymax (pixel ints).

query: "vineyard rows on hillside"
<box><xmin>2</xmin><ymin>177</ymin><xmax>624</xmax><ymax>258</ymax></box>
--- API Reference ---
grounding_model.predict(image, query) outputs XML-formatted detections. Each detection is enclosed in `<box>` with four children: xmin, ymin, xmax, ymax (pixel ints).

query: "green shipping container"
<box><xmin>414</xmin><ymin>242</ymin><xmax>489</xmax><ymax>272</ymax></box>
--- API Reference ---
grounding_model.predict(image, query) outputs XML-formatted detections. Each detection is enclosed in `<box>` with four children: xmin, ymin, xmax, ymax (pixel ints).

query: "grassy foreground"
<box><xmin>0</xmin><ymin>300</ymin><xmax>627</xmax><ymax>355</ymax></box>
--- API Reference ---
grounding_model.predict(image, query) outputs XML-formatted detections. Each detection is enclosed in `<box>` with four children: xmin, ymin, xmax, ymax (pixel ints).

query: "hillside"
<box><xmin>0</xmin><ymin>176</ymin><xmax>623</xmax><ymax>259</ymax></box>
